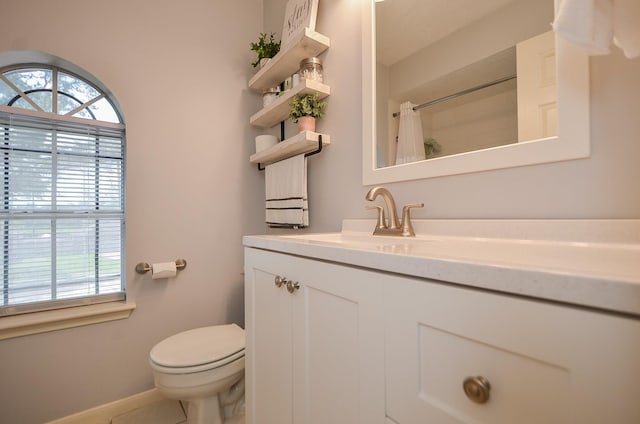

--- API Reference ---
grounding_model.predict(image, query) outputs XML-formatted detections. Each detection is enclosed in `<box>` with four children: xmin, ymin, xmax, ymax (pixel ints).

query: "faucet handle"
<box><xmin>366</xmin><ymin>205</ymin><xmax>387</xmax><ymax>230</ymax></box>
<box><xmin>400</xmin><ymin>203</ymin><xmax>424</xmax><ymax>237</ymax></box>
<box><xmin>403</xmin><ymin>203</ymin><xmax>424</xmax><ymax>212</ymax></box>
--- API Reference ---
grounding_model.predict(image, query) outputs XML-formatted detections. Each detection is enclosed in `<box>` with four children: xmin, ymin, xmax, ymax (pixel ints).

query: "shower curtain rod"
<box><xmin>392</xmin><ymin>74</ymin><xmax>517</xmax><ymax>118</ymax></box>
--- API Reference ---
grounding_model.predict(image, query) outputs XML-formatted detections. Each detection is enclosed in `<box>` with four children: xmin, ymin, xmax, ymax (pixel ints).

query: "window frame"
<box><xmin>0</xmin><ymin>63</ymin><xmax>128</xmax><ymax>324</ymax></box>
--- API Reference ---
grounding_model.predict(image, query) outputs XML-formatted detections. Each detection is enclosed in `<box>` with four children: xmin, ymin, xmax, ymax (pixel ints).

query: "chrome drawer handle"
<box><xmin>274</xmin><ymin>275</ymin><xmax>287</xmax><ymax>288</ymax></box>
<box><xmin>286</xmin><ymin>280</ymin><xmax>300</xmax><ymax>294</ymax></box>
<box><xmin>463</xmin><ymin>376</ymin><xmax>491</xmax><ymax>404</ymax></box>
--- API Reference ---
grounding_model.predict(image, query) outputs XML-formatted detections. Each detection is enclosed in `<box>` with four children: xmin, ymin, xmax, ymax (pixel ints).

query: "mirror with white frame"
<box><xmin>362</xmin><ymin>0</ymin><xmax>591</xmax><ymax>185</ymax></box>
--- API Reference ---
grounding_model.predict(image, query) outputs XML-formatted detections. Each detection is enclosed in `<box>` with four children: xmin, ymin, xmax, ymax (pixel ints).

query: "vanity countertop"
<box><xmin>243</xmin><ymin>219</ymin><xmax>640</xmax><ymax>317</ymax></box>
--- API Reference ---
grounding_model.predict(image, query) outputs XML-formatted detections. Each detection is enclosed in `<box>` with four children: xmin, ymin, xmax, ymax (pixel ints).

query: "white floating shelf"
<box><xmin>250</xmin><ymin>131</ymin><xmax>330</xmax><ymax>166</ymax></box>
<box><xmin>248</xmin><ymin>28</ymin><xmax>330</xmax><ymax>92</ymax></box>
<box><xmin>250</xmin><ymin>79</ymin><xmax>330</xmax><ymax>128</ymax></box>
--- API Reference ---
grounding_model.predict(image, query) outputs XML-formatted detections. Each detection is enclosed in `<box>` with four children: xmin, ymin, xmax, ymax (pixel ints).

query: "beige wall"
<box><xmin>0</xmin><ymin>1</ymin><xmax>263</xmax><ymax>423</ymax></box>
<box><xmin>262</xmin><ymin>0</ymin><xmax>640</xmax><ymax>229</ymax></box>
<box><xmin>1</xmin><ymin>0</ymin><xmax>639</xmax><ymax>422</ymax></box>
<box><xmin>262</xmin><ymin>0</ymin><xmax>367</xmax><ymax>232</ymax></box>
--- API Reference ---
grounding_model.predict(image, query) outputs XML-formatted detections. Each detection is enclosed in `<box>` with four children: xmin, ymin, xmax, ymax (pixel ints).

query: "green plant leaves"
<box><xmin>250</xmin><ymin>32</ymin><xmax>281</xmax><ymax>67</ymax></box>
<box><xmin>288</xmin><ymin>93</ymin><xmax>327</xmax><ymax>122</ymax></box>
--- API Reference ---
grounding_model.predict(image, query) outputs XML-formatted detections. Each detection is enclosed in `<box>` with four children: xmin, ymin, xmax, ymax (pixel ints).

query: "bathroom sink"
<box><xmin>280</xmin><ymin>232</ymin><xmax>416</xmax><ymax>244</ymax></box>
<box><xmin>279</xmin><ymin>232</ymin><xmax>362</xmax><ymax>243</ymax></box>
<box><xmin>279</xmin><ymin>232</ymin><xmax>435</xmax><ymax>252</ymax></box>
<box><xmin>276</xmin><ymin>229</ymin><xmax>640</xmax><ymax>282</ymax></box>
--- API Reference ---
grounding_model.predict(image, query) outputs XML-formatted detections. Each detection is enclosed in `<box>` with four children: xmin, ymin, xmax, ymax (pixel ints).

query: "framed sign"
<box><xmin>281</xmin><ymin>0</ymin><xmax>319</xmax><ymax>46</ymax></box>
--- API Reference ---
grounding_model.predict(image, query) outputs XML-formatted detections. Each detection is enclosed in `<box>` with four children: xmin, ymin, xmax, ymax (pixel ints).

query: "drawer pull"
<box><xmin>286</xmin><ymin>280</ymin><xmax>300</xmax><ymax>294</ymax></box>
<box><xmin>274</xmin><ymin>276</ymin><xmax>287</xmax><ymax>288</ymax></box>
<box><xmin>463</xmin><ymin>376</ymin><xmax>491</xmax><ymax>404</ymax></box>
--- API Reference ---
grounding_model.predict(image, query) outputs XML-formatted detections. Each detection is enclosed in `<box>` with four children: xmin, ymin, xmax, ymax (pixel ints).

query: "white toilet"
<box><xmin>149</xmin><ymin>323</ymin><xmax>245</xmax><ymax>424</ymax></box>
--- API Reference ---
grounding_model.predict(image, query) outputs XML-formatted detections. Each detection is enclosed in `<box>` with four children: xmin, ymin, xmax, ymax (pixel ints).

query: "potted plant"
<box><xmin>250</xmin><ymin>32</ymin><xmax>281</xmax><ymax>68</ymax></box>
<box><xmin>289</xmin><ymin>94</ymin><xmax>327</xmax><ymax>132</ymax></box>
<box><xmin>424</xmin><ymin>137</ymin><xmax>441</xmax><ymax>158</ymax></box>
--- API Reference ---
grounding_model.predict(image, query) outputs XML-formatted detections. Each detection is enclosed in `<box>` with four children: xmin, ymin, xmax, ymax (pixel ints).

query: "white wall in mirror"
<box><xmin>362</xmin><ymin>0</ymin><xmax>591</xmax><ymax>185</ymax></box>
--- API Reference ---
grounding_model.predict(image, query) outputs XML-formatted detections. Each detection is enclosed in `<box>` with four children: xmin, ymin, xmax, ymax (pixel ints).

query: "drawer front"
<box><xmin>384</xmin><ymin>275</ymin><xmax>640</xmax><ymax>424</ymax></box>
<box><xmin>408</xmin><ymin>321</ymin><xmax>570</xmax><ymax>423</ymax></box>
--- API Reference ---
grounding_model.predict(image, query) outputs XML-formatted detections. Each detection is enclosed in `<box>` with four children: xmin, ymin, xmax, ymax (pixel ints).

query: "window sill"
<box><xmin>0</xmin><ymin>301</ymin><xmax>136</xmax><ymax>340</ymax></box>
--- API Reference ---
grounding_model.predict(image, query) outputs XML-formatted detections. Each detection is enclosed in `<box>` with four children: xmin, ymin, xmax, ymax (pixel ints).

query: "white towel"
<box><xmin>553</xmin><ymin>0</ymin><xmax>640</xmax><ymax>58</ymax></box>
<box><xmin>395</xmin><ymin>101</ymin><xmax>426</xmax><ymax>166</ymax></box>
<box><xmin>265</xmin><ymin>154</ymin><xmax>309</xmax><ymax>228</ymax></box>
<box><xmin>612</xmin><ymin>0</ymin><xmax>640</xmax><ymax>58</ymax></box>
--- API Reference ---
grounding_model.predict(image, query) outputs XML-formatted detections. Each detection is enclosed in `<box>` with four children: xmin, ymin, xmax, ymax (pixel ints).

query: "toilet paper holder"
<box><xmin>135</xmin><ymin>259</ymin><xmax>187</xmax><ymax>275</ymax></box>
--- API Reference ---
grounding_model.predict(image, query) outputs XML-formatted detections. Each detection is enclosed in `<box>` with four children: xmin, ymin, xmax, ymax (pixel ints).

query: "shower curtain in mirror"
<box><xmin>395</xmin><ymin>101</ymin><xmax>426</xmax><ymax>165</ymax></box>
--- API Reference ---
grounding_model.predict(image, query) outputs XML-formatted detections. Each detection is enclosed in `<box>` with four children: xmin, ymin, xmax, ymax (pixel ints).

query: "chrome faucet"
<box><xmin>365</xmin><ymin>186</ymin><xmax>424</xmax><ymax>237</ymax></box>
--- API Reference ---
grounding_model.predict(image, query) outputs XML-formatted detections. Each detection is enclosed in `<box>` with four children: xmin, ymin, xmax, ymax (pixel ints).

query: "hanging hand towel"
<box><xmin>553</xmin><ymin>0</ymin><xmax>640</xmax><ymax>59</ymax></box>
<box><xmin>612</xmin><ymin>0</ymin><xmax>640</xmax><ymax>58</ymax></box>
<box><xmin>395</xmin><ymin>101</ymin><xmax>426</xmax><ymax>165</ymax></box>
<box><xmin>265</xmin><ymin>154</ymin><xmax>309</xmax><ymax>228</ymax></box>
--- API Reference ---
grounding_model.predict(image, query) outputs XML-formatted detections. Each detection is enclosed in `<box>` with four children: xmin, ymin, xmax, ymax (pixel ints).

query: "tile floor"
<box><xmin>111</xmin><ymin>398</ymin><xmax>245</xmax><ymax>424</ymax></box>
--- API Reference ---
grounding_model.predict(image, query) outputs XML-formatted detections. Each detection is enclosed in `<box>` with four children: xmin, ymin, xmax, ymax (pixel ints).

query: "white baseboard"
<box><xmin>46</xmin><ymin>388</ymin><xmax>166</xmax><ymax>424</ymax></box>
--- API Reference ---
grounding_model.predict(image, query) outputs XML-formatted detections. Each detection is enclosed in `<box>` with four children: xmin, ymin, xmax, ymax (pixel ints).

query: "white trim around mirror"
<box><xmin>362</xmin><ymin>0</ymin><xmax>590</xmax><ymax>185</ymax></box>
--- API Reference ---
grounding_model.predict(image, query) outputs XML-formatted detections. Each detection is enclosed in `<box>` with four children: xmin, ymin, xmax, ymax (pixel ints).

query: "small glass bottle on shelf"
<box><xmin>299</xmin><ymin>57</ymin><xmax>323</xmax><ymax>83</ymax></box>
<box><xmin>262</xmin><ymin>87</ymin><xmax>280</xmax><ymax>107</ymax></box>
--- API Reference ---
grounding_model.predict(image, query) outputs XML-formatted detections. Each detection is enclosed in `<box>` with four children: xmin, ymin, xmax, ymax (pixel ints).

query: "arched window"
<box><xmin>0</xmin><ymin>64</ymin><xmax>125</xmax><ymax>315</ymax></box>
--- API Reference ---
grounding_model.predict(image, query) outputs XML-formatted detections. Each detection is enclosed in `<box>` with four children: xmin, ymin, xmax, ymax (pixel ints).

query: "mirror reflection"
<box><xmin>375</xmin><ymin>0</ymin><xmax>555</xmax><ymax>168</ymax></box>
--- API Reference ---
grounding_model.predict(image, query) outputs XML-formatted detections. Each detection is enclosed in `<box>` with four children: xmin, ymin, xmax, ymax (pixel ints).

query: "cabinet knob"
<box><xmin>274</xmin><ymin>275</ymin><xmax>287</xmax><ymax>288</ymax></box>
<box><xmin>463</xmin><ymin>376</ymin><xmax>491</xmax><ymax>404</ymax></box>
<box><xmin>286</xmin><ymin>279</ymin><xmax>300</xmax><ymax>294</ymax></box>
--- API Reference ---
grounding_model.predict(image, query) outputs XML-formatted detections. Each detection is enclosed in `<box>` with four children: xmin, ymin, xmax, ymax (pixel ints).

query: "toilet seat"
<box><xmin>150</xmin><ymin>323</ymin><xmax>245</xmax><ymax>374</ymax></box>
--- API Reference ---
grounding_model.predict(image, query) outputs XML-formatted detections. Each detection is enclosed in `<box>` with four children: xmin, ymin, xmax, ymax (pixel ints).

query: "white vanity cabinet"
<box><xmin>244</xmin><ymin>247</ymin><xmax>386</xmax><ymax>424</ymax></box>
<box><xmin>244</xmin><ymin>241</ymin><xmax>640</xmax><ymax>424</ymax></box>
<box><xmin>383</xmin><ymin>274</ymin><xmax>640</xmax><ymax>424</ymax></box>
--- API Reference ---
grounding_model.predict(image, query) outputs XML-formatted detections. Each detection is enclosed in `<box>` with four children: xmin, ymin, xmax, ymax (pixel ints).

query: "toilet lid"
<box><xmin>150</xmin><ymin>323</ymin><xmax>245</xmax><ymax>368</ymax></box>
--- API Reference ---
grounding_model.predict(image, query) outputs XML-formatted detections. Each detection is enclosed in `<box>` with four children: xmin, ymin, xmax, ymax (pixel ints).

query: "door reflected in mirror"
<box><xmin>362</xmin><ymin>0</ymin><xmax>590</xmax><ymax>184</ymax></box>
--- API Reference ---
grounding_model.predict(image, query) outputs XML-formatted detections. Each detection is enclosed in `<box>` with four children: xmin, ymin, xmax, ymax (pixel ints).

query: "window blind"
<box><xmin>0</xmin><ymin>111</ymin><xmax>125</xmax><ymax>316</ymax></box>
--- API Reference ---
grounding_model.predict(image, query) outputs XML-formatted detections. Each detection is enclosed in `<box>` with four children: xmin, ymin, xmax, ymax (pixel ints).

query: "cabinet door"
<box><xmin>289</xmin><ymin>256</ymin><xmax>386</xmax><ymax>424</ymax></box>
<box><xmin>244</xmin><ymin>248</ymin><xmax>386</xmax><ymax>424</ymax></box>
<box><xmin>245</xmin><ymin>248</ymin><xmax>294</xmax><ymax>424</ymax></box>
<box><xmin>384</xmin><ymin>276</ymin><xmax>640</xmax><ymax>424</ymax></box>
